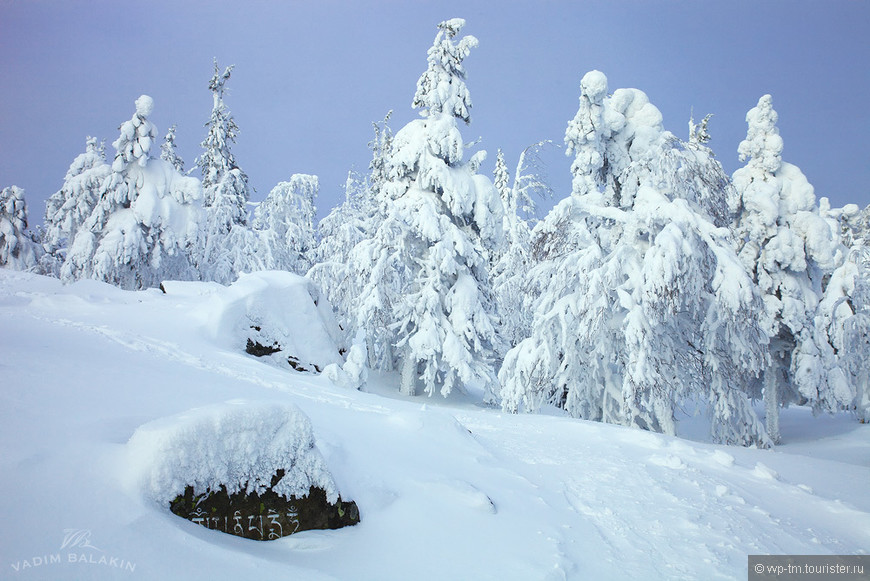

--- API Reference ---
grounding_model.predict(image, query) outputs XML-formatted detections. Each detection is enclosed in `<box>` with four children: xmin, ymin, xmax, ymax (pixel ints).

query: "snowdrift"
<box><xmin>165</xmin><ymin>270</ymin><xmax>344</xmax><ymax>372</ymax></box>
<box><xmin>0</xmin><ymin>269</ymin><xmax>868</xmax><ymax>580</ymax></box>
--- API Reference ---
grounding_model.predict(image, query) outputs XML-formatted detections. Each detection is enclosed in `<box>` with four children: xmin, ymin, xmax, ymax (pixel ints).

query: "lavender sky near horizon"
<box><xmin>1</xmin><ymin>0</ymin><xmax>868</xmax><ymax>223</ymax></box>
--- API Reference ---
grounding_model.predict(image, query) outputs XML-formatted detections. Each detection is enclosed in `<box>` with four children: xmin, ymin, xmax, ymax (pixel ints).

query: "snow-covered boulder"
<box><xmin>127</xmin><ymin>401</ymin><xmax>359</xmax><ymax>540</ymax></box>
<box><xmin>203</xmin><ymin>270</ymin><xmax>344</xmax><ymax>372</ymax></box>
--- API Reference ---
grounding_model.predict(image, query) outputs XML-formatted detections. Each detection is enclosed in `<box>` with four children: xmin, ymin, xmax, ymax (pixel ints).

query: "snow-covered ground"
<box><xmin>0</xmin><ymin>269</ymin><xmax>867</xmax><ymax>580</ymax></box>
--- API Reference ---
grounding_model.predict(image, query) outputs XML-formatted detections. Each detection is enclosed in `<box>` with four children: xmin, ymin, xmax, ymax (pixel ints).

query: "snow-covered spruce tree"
<box><xmin>819</xmin><ymin>199</ymin><xmax>867</xmax><ymax>250</ymax></box>
<box><xmin>61</xmin><ymin>95</ymin><xmax>202</xmax><ymax>290</ymax></box>
<box><xmin>311</xmin><ymin>113</ymin><xmax>395</xmax><ymax>342</ymax></box>
<box><xmin>490</xmin><ymin>143</ymin><xmax>552</xmax><ymax>351</ymax></box>
<box><xmin>250</xmin><ymin>174</ymin><xmax>318</xmax><ymax>275</ymax></box>
<box><xmin>196</xmin><ymin>60</ymin><xmax>254</xmax><ymax>284</ymax></box>
<box><xmin>42</xmin><ymin>137</ymin><xmax>111</xmax><ymax>272</ymax></box>
<box><xmin>0</xmin><ymin>186</ymin><xmax>41</xmax><ymax>270</ymax></box>
<box><xmin>499</xmin><ymin>71</ymin><xmax>771</xmax><ymax>446</ymax></box>
<box><xmin>160</xmin><ymin>124</ymin><xmax>185</xmax><ymax>172</ymax></box>
<box><xmin>367</xmin><ymin>111</ymin><xmax>395</xmax><ymax>214</ymax></box>
<box><xmin>308</xmin><ymin>171</ymin><xmax>371</xmax><ymax>339</ymax></box>
<box><xmin>357</xmin><ymin>18</ymin><xmax>504</xmax><ymax>400</ymax></box>
<box><xmin>818</xmin><ymin>246</ymin><xmax>870</xmax><ymax>422</ymax></box>
<box><xmin>339</xmin><ymin>113</ymin><xmax>402</xmax><ymax>367</ymax></box>
<box><xmin>732</xmin><ymin>94</ymin><xmax>848</xmax><ymax>442</ymax></box>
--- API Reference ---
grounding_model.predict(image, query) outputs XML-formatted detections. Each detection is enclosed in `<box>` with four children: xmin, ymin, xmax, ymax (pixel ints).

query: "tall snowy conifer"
<box><xmin>197</xmin><ymin>60</ymin><xmax>253</xmax><ymax>284</ymax></box>
<box><xmin>357</xmin><ymin>18</ymin><xmax>504</xmax><ymax>399</ymax></box>
<box><xmin>42</xmin><ymin>137</ymin><xmax>111</xmax><ymax>269</ymax></box>
<box><xmin>0</xmin><ymin>186</ymin><xmax>41</xmax><ymax>270</ymax></box>
<box><xmin>732</xmin><ymin>95</ymin><xmax>849</xmax><ymax>442</ymax></box>
<box><xmin>500</xmin><ymin>71</ymin><xmax>771</xmax><ymax>446</ymax></box>
<box><xmin>61</xmin><ymin>96</ymin><xmax>202</xmax><ymax>290</ymax></box>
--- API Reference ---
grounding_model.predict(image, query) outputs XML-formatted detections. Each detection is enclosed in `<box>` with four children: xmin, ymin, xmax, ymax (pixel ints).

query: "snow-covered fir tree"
<box><xmin>308</xmin><ymin>171</ymin><xmax>371</xmax><ymax>339</ymax></box>
<box><xmin>42</xmin><ymin>137</ymin><xmax>111</xmax><ymax>272</ymax></box>
<box><xmin>500</xmin><ymin>71</ymin><xmax>771</xmax><ymax>446</ymax></box>
<box><xmin>356</xmin><ymin>18</ymin><xmax>504</xmax><ymax>400</ymax></box>
<box><xmin>490</xmin><ymin>143</ymin><xmax>552</xmax><ymax>352</ymax></box>
<box><xmin>367</xmin><ymin>111</ymin><xmax>395</xmax><ymax>213</ymax></box>
<box><xmin>251</xmin><ymin>174</ymin><xmax>318</xmax><ymax>275</ymax></box>
<box><xmin>0</xmin><ymin>186</ymin><xmax>41</xmax><ymax>270</ymax></box>
<box><xmin>311</xmin><ymin>112</ymin><xmax>396</xmax><ymax>343</ymax></box>
<box><xmin>335</xmin><ymin>113</ymin><xmax>401</xmax><ymax>363</ymax></box>
<box><xmin>731</xmin><ymin>94</ymin><xmax>850</xmax><ymax>442</ymax></box>
<box><xmin>196</xmin><ymin>60</ymin><xmax>253</xmax><ymax>284</ymax></box>
<box><xmin>61</xmin><ymin>95</ymin><xmax>202</xmax><ymax>290</ymax></box>
<box><xmin>160</xmin><ymin>124</ymin><xmax>185</xmax><ymax>172</ymax></box>
<box><xmin>818</xmin><ymin>246</ymin><xmax>870</xmax><ymax>422</ymax></box>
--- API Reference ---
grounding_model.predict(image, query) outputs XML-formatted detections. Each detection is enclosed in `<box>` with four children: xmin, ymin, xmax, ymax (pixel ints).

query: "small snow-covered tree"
<box><xmin>250</xmin><ymin>174</ymin><xmax>318</xmax><ymax>275</ymax></box>
<box><xmin>357</xmin><ymin>18</ymin><xmax>504</xmax><ymax>400</ymax></box>
<box><xmin>340</xmin><ymin>114</ymin><xmax>401</xmax><ymax>367</ymax></box>
<box><xmin>61</xmin><ymin>95</ymin><xmax>202</xmax><ymax>289</ymax></box>
<box><xmin>312</xmin><ymin>112</ymin><xmax>397</xmax><ymax>340</ymax></box>
<box><xmin>818</xmin><ymin>247</ymin><xmax>870</xmax><ymax>422</ymax></box>
<box><xmin>0</xmin><ymin>186</ymin><xmax>41</xmax><ymax>270</ymax></box>
<box><xmin>308</xmin><ymin>171</ymin><xmax>371</xmax><ymax>338</ymax></box>
<box><xmin>160</xmin><ymin>124</ymin><xmax>185</xmax><ymax>172</ymax></box>
<box><xmin>490</xmin><ymin>143</ymin><xmax>553</xmax><ymax>351</ymax></box>
<box><xmin>368</xmin><ymin>111</ymin><xmax>395</xmax><ymax>212</ymax></box>
<box><xmin>42</xmin><ymin>137</ymin><xmax>111</xmax><ymax>269</ymax></box>
<box><xmin>196</xmin><ymin>60</ymin><xmax>253</xmax><ymax>284</ymax></box>
<box><xmin>500</xmin><ymin>71</ymin><xmax>770</xmax><ymax>446</ymax></box>
<box><xmin>732</xmin><ymin>94</ymin><xmax>847</xmax><ymax>442</ymax></box>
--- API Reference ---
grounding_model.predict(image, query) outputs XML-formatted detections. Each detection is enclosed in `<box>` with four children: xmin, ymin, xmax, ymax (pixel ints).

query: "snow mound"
<box><xmin>127</xmin><ymin>400</ymin><xmax>340</xmax><ymax>504</ymax></box>
<box><xmin>203</xmin><ymin>270</ymin><xmax>343</xmax><ymax>370</ymax></box>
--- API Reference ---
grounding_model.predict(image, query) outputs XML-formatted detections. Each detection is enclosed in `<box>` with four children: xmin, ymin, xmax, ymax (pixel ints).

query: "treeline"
<box><xmin>2</xmin><ymin>19</ymin><xmax>868</xmax><ymax>446</ymax></box>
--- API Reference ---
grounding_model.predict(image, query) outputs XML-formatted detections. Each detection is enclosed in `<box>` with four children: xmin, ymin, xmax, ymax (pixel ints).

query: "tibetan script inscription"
<box><xmin>169</xmin><ymin>470</ymin><xmax>359</xmax><ymax>541</ymax></box>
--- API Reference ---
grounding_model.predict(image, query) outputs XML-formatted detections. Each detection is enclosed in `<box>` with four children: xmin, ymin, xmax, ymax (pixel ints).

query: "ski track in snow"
<box><xmin>23</xmin><ymin>310</ymin><xmax>391</xmax><ymax>417</ymax></box>
<box><xmin>456</xmin><ymin>415</ymin><xmax>870</xmax><ymax>580</ymax></box>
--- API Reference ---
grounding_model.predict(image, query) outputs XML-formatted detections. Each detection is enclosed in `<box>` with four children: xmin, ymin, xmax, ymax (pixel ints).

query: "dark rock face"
<box><xmin>245</xmin><ymin>327</ymin><xmax>322</xmax><ymax>371</ymax></box>
<box><xmin>170</xmin><ymin>470</ymin><xmax>360</xmax><ymax>541</ymax></box>
<box><xmin>245</xmin><ymin>338</ymin><xmax>282</xmax><ymax>357</ymax></box>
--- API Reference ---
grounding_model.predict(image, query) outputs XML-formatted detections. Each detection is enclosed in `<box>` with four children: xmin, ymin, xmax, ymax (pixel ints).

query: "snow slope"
<box><xmin>0</xmin><ymin>269</ymin><xmax>867</xmax><ymax>580</ymax></box>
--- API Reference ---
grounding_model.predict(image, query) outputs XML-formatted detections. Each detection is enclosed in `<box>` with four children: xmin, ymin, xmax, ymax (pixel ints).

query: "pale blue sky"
<box><xmin>2</xmin><ymin>0</ymin><xmax>868</xmax><ymax>222</ymax></box>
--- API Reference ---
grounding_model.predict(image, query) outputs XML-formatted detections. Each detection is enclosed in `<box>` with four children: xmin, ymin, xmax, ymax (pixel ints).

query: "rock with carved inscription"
<box><xmin>169</xmin><ymin>470</ymin><xmax>360</xmax><ymax>540</ymax></box>
<box><xmin>128</xmin><ymin>401</ymin><xmax>360</xmax><ymax>541</ymax></box>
